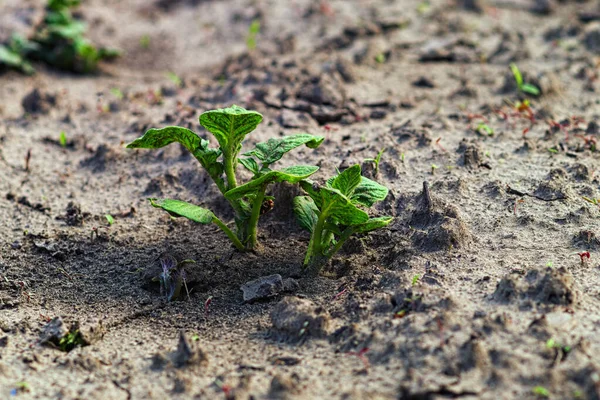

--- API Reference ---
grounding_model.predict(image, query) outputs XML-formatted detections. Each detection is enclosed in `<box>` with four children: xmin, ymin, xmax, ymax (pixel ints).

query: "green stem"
<box><xmin>326</xmin><ymin>227</ymin><xmax>355</xmax><ymax>258</ymax></box>
<box><xmin>305</xmin><ymin>209</ymin><xmax>328</xmax><ymax>269</ymax></box>
<box><xmin>223</xmin><ymin>150</ymin><xmax>238</xmax><ymax>190</ymax></box>
<box><xmin>212</xmin><ymin>216</ymin><xmax>245</xmax><ymax>251</ymax></box>
<box><xmin>246</xmin><ymin>184</ymin><xmax>266</xmax><ymax>249</ymax></box>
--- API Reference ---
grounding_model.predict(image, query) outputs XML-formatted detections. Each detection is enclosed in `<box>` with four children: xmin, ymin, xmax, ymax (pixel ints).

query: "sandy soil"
<box><xmin>2</xmin><ymin>0</ymin><xmax>600</xmax><ymax>399</ymax></box>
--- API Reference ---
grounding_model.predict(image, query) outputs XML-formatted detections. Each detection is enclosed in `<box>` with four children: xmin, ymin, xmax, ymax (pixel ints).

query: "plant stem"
<box><xmin>305</xmin><ymin>209</ymin><xmax>328</xmax><ymax>269</ymax></box>
<box><xmin>246</xmin><ymin>184</ymin><xmax>266</xmax><ymax>249</ymax></box>
<box><xmin>223</xmin><ymin>150</ymin><xmax>238</xmax><ymax>190</ymax></box>
<box><xmin>212</xmin><ymin>216</ymin><xmax>245</xmax><ymax>251</ymax></box>
<box><xmin>326</xmin><ymin>227</ymin><xmax>354</xmax><ymax>258</ymax></box>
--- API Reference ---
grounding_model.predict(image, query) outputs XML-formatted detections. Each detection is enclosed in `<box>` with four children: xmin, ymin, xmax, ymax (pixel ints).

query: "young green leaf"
<box><xmin>328</xmin><ymin>164</ymin><xmax>362</xmax><ymax>196</ymax></box>
<box><xmin>243</xmin><ymin>133</ymin><xmax>324</xmax><ymax>166</ymax></box>
<box><xmin>225</xmin><ymin>165</ymin><xmax>319</xmax><ymax>200</ymax></box>
<box><xmin>318</xmin><ymin>187</ymin><xmax>369</xmax><ymax>226</ymax></box>
<box><xmin>239</xmin><ymin>157</ymin><xmax>260</xmax><ymax>175</ymax></box>
<box><xmin>351</xmin><ymin>216</ymin><xmax>393</xmax><ymax>233</ymax></box>
<box><xmin>521</xmin><ymin>83</ymin><xmax>540</xmax><ymax>96</ymax></box>
<box><xmin>126</xmin><ymin>126</ymin><xmax>200</xmax><ymax>153</ymax></box>
<box><xmin>510</xmin><ymin>63</ymin><xmax>523</xmax><ymax>88</ymax></box>
<box><xmin>199</xmin><ymin>105</ymin><xmax>263</xmax><ymax>155</ymax></box>
<box><xmin>0</xmin><ymin>45</ymin><xmax>34</xmax><ymax>74</ymax></box>
<box><xmin>105</xmin><ymin>214</ymin><xmax>115</xmax><ymax>225</ymax></box>
<box><xmin>148</xmin><ymin>198</ymin><xmax>215</xmax><ymax>224</ymax></box>
<box><xmin>293</xmin><ymin>196</ymin><xmax>319</xmax><ymax>232</ymax></box>
<box><xmin>350</xmin><ymin>176</ymin><xmax>389</xmax><ymax>207</ymax></box>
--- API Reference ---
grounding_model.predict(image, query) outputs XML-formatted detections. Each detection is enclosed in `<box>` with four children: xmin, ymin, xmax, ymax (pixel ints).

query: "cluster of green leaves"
<box><xmin>58</xmin><ymin>329</ymin><xmax>85</xmax><ymax>352</ymax></box>
<box><xmin>510</xmin><ymin>63</ymin><xmax>540</xmax><ymax>96</ymax></box>
<box><xmin>294</xmin><ymin>164</ymin><xmax>393</xmax><ymax>272</ymax></box>
<box><xmin>0</xmin><ymin>0</ymin><xmax>119</xmax><ymax>74</ymax></box>
<box><xmin>127</xmin><ymin>105</ymin><xmax>324</xmax><ymax>251</ymax></box>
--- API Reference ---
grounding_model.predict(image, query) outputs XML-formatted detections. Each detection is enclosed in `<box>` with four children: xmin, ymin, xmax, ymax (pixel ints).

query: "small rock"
<box><xmin>241</xmin><ymin>274</ymin><xmax>298</xmax><ymax>302</ymax></box>
<box><xmin>39</xmin><ymin>317</ymin><xmax>68</xmax><ymax>346</ymax></box>
<box><xmin>530</xmin><ymin>0</ymin><xmax>555</xmax><ymax>15</ymax></box>
<box><xmin>412</xmin><ymin>76</ymin><xmax>435</xmax><ymax>88</ymax></box>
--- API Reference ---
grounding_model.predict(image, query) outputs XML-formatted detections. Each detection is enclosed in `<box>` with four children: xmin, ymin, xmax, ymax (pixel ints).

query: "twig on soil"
<box><xmin>348</xmin><ymin>348</ymin><xmax>370</xmax><ymax>371</ymax></box>
<box><xmin>17</xmin><ymin>281</ymin><xmax>30</xmax><ymax>303</ymax></box>
<box><xmin>24</xmin><ymin>149</ymin><xmax>31</xmax><ymax>172</ymax></box>
<box><xmin>513</xmin><ymin>198</ymin><xmax>524</xmax><ymax>215</ymax></box>
<box><xmin>57</xmin><ymin>267</ymin><xmax>73</xmax><ymax>281</ymax></box>
<box><xmin>578</xmin><ymin>251</ymin><xmax>590</xmax><ymax>265</ymax></box>
<box><xmin>204</xmin><ymin>296</ymin><xmax>213</xmax><ymax>319</ymax></box>
<box><xmin>332</xmin><ymin>287</ymin><xmax>348</xmax><ymax>301</ymax></box>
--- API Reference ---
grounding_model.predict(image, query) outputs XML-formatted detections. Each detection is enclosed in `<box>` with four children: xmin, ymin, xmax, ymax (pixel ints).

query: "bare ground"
<box><xmin>1</xmin><ymin>0</ymin><xmax>600</xmax><ymax>399</ymax></box>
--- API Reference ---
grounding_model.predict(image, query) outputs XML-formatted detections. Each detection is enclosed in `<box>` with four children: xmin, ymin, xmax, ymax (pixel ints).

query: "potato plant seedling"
<box><xmin>510</xmin><ymin>63</ymin><xmax>540</xmax><ymax>97</ymax></box>
<box><xmin>294</xmin><ymin>164</ymin><xmax>393</xmax><ymax>272</ymax></box>
<box><xmin>0</xmin><ymin>0</ymin><xmax>119</xmax><ymax>74</ymax></box>
<box><xmin>127</xmin><ymin>105</ymin><xmax>324</xmax><ymax>251</ymax></box>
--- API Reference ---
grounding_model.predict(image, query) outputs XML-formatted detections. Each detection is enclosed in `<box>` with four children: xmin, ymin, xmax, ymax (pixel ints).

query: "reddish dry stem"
<box><xmin>204</xmin><ymin>296</ymin><xmax>213</xmax><ymax>318</ymax></box>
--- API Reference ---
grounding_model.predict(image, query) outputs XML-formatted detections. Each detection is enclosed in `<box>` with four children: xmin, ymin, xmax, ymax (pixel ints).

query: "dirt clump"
<box><xmin>270</xmin><ymin>296</ymin><xmax>332</xmax><ymax>341</ymax></box>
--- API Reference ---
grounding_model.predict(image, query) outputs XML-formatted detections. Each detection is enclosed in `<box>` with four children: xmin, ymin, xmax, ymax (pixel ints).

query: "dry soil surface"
<box><xmin>2</xmin><ymin>0</ymin><xmax>600</xmax><ymax>399</ymax></box>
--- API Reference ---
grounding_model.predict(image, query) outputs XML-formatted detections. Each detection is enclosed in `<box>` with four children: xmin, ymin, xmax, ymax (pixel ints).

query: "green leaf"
<box><xmin>199</xmin><ymin>105</ymin><xmax>263</xmax><ymax>155</ymax></box>
<box><xmin>352</xmin><ymin>216</ymin><xmax>393</xmax><ymax>233</ymax></box>
<box><xmin>225</xmin><ymin>165</ymin><xmax>319</xmax><ymax>200</ymax></box>
<box><xmin>293</xmin><ymin>196</ymin><xmax>319</xmax><ymax>232</ymax></box>
<box><xmin>521</xmin><ymin>83</ymin><xmax>540</xmax><ymax>96</ymax></box>
<box><xmin>351</xmin><ymin>176</ymin><xmax>389</xmax><ymax>207</ymax></box>
<box><xmin>319</xmin><ymin>187</ymin><xmax>369</xmax><ymax>226</ymax></box>
<box><xmin>0</xmin><ymin>45</ymin><xmax>34</xmax><ymax>74</ymax></box>
<box><xmin>244</xmin><ymin>133</ymin><xmax>324</xmax><ymax>166</ymax></box>
<box><xmin>328</xmin><ymin>164</ymin><xmax>362</xmax><ymax>196</ymax></box>
<box><xmin>148</xmin><ymin>198</ymin><xmax>214</xmax><ymax>224</ymax></box>
<box><xmin>126</xmin><ymin>126</ymin><xmax>200</xmax><ymax>153</ymax></box>
<box><xmin>239</xmin><ymin>158</ymin><xmax>260</xmax><ymax>175</ymax></box>
<box><xmin>510</xmin><ymin>63</ymin><xmax>523</xmax><ymax>88</ymax></box>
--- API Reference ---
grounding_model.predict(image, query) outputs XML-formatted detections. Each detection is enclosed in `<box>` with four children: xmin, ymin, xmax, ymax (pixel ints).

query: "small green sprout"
<box><xmin>476</xmin><ymin>123</ymin><xmax>494</xmax><ymax>136</ymax></box>
<box><xmin>127</xmin><ymin>105</ymin><xmax>323</xmax><ymax>251</ymax></box>
<box><xmin>105</xmin><ymin>214</ymin><xmax>115</xmax><ymax>226</ymax></box>
<box><xmin>59</xmin><ymin>330</ymin><xmax>85</xmax><ymax>352</ymax></box>
<box><xmin>411</xmin><ymin>274</ymin><xmax>420</xmax><ymax>286</ymax></box>
<box><xmin>59</xmin><ymin>131</ymin><xmax>67</xmax><ymax>147</ymax></box>
<box><xmin>548</xmin><ymin>147</ymin><xmax>559</xmax><ymax>154</ymax></box>
<box><xmin>364</xmin><ymin>147</ymin><xmax>386</xmax><ymax>176</ymax></box>
<box><xmin>139</xmin><ymin>35</ymin><xmax>151</xmax><ymax>49</ymax></box>
<box><xmin>431</xmin><ymin>164</ymin><xmax>438</xmax><ymax>174</ymax></box>
<box><xmin>510</xmin><ymin>63</ymin><xmax>541</xmax><ymax>96</ymax></box>
<box><xmin>166</xmin><ymin>72</ymin><xmax>182</xmax><ymax>88</ymax></box>
<box><xmin>532</xmin><ymin>386</ymin><xmax>550</xmax><ymax>398</ymax></box>
<box><xmin>582</xmin><ymin>196</ymin><xmax>600</xmax><ymax>206</ymax></box>
<box><xmin>294</xmin><ymin>164</ymin><xmax>393</xmax><ymax>272</ymax></box>
<box><xmin>416</xmin><ymin>1</ymin><xmax>430</xmax><ymax>14</ymax></box>
<box><xmin>400</xmin><ymin>153</ymin><xmax>405</xmax><ymax>163</ymax></box>
<box><xmin>375</xmin><ymin>53</ymin><xmax>386</xmax><ymax>64</ymax></box>
<box><xmin>110</xmin><ymin>87</ymin><xmax>124</xmax><ymax>100</ymax></box>
<box><xmin>546</xmin><ymin>261</ymin><xmax>553</xmax><ymax>268</ymax></box>
<box><xmin>246</xmin><ymin>19</ymin><xmax>260</xmax><ymax>51</ymax></box>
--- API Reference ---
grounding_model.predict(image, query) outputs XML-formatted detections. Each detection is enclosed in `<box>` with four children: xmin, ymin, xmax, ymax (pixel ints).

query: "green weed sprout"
<box><xmin>510</xmin><ymin>63</ymin><xmax>540</xmax><ymax>96</ymax></box>
<box><xmin>246</xmin><ymin>19</ymin><xmax>261</xmax><ymax>51</ymax></box>
<box><xmin>293</xmin><ymin>164</ymin><xmax>393</xmax><ymax>272</ymax></box>
<box><xmin>127</xmin><ymin>105</ymin><xmax>323</xmax><ymax>251</ymax></box>
<box><xmin>365</xmin><ymin>147</ymin><xmax>386</xmax><ymax>176</ymax></box>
